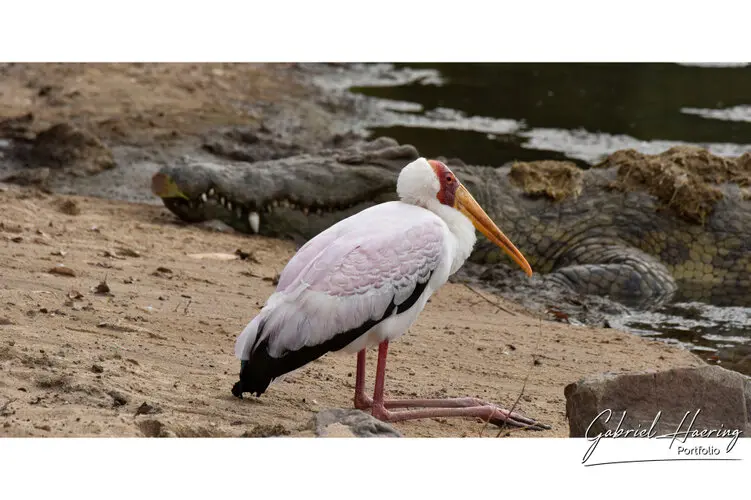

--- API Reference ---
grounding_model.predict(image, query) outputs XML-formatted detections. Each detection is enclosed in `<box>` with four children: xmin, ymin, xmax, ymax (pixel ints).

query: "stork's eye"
<box><xmin>445</xmin><ymin>174</ymin><xmax>453</xmax><ymax>183</ymax></box>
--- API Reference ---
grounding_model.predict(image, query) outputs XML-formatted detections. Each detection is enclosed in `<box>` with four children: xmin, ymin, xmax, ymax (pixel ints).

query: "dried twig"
<box><xmin>478</xmin><ymin>316</ymin><xmax>545</xmax><ymax>437</ymax></box>
<box><xmin>494</xmin><ymin>317</ymin><xmax>544</xmax><ymax>437</ymax></box>
<box><xmin>462</xmin><ymin>283</ymin><xmax>516</xmax><ymax>316</ymax></box>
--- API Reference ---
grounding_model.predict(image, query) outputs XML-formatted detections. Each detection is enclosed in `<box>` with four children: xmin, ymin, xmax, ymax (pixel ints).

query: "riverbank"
<box><xmin>0</xmin><ymin>63</ymin><xmax>705</xmax><ymax>437</ymax></box>
<box><xmin>0</xmin><ymin>185</ymin><xmax>703</xmax><ymax>437</ymax></box>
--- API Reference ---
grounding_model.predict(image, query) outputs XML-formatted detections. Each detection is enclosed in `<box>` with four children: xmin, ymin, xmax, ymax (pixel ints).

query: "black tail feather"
<box><xmin>231</xmin><ymin>274</ymin><xmax>432</xmax><ymax>398</ymax></box>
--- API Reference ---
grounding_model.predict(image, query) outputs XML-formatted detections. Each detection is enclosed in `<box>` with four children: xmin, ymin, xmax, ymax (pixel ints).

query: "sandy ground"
<box><xmin>0</xmin><ymin>63</ymin><xmax>705</xmax><ymax>437</ymax></box>
<box><xmin>0</xmin><ymin>63</ymin><xmax>317</xmax><ymax>146</ymax></box>
<box><xmin>0</xmin><ymin>185</ymin><xmax>704</xmax><ymax>438</ymax></box>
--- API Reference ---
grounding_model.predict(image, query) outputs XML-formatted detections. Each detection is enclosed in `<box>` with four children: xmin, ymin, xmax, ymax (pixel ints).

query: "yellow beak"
<box><xmin>454</xmin><ymin>184</ymin><xmax>533</xmax><ymax>277</ymax></box>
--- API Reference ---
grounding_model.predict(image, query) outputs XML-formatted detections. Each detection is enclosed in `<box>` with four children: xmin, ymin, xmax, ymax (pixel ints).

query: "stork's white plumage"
<box><xmin>232</xmin><ymin>157</ymin><xmax>547</xmax><ymax>430</ymax></box>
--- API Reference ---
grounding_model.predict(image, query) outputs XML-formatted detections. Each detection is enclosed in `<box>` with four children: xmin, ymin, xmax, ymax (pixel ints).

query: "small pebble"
<box><xmin>48</xmin><ymin>264</ymin><xmax>76</xmax><ymax>277</ymax></box>
<box><xmin>93</xmin><ymin>280</ymin><xmax>110</xmax><ymax>295</ymax></box>
<box><xmin>134</xmin><ymin>402</ymin><xmax>157</xmax><ymax>416</ymax></box>
<box><xmin>108</xmin><ymin>390</ymin><xmax>128</xmax><ymax>407</ymax></box>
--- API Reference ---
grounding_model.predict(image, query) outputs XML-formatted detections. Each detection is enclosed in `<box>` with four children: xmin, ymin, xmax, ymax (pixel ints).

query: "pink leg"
<box><xmin>367</xmin><ymin>340</ymin><xmax>549</xmax><ymax>431</ymax></box>
<box><xmin>371</xmin><ymin>340</ymin><xmax>390</xmax><ymax>412</ymax></box>
<box><xmin>353</xmin><ymin>349</ymin><xmax>372</xmax><ymax>410</ymax></box>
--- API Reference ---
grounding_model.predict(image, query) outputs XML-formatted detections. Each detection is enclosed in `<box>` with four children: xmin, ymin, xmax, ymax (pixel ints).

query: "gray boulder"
<box><xmin>564</xmin><ymin>365</ymin><xmax>751</xmax><ymax>437</ymax></box>
<box><xmin>309</xmin><ymin>409</ymin><xmax>402</xmax><ymax>438</ymax></box>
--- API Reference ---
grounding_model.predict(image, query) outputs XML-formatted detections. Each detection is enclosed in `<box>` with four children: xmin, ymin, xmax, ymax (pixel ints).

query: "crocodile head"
<box><xmin>151</xmin><ymin>138</ymin><xmax>419</xmax><ymax>241</ymax></box>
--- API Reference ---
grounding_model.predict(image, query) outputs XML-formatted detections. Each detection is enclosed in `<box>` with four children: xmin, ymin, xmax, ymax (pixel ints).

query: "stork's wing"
<box><xmin>236</xmin><ymin>202</ymin><xmax>447</xmax><ymax>359</ymax></box>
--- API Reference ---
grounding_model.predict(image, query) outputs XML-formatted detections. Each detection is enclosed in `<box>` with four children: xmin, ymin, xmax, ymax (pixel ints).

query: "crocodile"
<box><xmin>151</xmin><ymin>137</ymin><xmax>751</xmax><ymax>308</ymax></box>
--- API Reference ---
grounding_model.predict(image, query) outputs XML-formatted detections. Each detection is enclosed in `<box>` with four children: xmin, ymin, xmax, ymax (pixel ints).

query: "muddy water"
<box><xmin>326</xmin><ymin>63</ymin><xmax>751</xmax><ymax>373</ymax></box>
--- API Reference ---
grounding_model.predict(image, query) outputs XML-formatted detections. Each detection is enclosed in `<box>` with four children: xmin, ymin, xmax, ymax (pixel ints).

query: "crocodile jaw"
<box><xmin>152</xmin><ymin>170</ymin><xmax>396</xmax><ymax>239</ymax></box>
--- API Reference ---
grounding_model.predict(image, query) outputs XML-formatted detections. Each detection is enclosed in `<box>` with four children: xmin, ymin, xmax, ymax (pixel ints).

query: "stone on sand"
<box><xmin>564</xmin><ymin>365</ymin><xmax>751</xmax><ymax>437</ymax></box>
<box><xmin>310</xmin><ymin>409</ymin><xmax>402</xmax><ymax>438</ymax></box>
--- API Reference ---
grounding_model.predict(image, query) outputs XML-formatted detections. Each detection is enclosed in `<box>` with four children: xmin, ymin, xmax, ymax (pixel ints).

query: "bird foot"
<box><xmin>356</xmin><ymin>395</ymin><xmax>550</xmax><ymax>431</ymax></box>
<box><xmin>354</xmin><ymin>392</ymin><xmax>373</xmax><ymax>411</ymax></box>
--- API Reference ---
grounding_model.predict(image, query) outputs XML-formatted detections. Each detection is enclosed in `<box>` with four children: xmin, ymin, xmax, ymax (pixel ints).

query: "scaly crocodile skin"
<box><xmin>152</xmin><ymin>138</ymin><xmax>751</xmax><ymax>308</ymax></box>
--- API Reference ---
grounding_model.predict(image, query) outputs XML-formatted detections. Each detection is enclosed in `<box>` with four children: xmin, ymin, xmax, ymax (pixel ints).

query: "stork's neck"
<box><xmin>425</xmin><ymin>198</ymin><xmax>477</xmax><ymax>275</ymax></box>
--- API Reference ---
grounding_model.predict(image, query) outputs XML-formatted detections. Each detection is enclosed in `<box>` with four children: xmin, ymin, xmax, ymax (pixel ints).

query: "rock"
<box><xmin>107</xmin><ymin>390</ymin><xmax>128</xmax><ymax>407</ymax></box>
<box><xmin>196</xmin><ymin>219</ymin><xmax>236</xmax><ymax>233</ymax></box>
<box><xmin>0</xmin><ymin>113</ymin><xmax>34</xmax><ymax>140</ymax></box>
<box><xmin>309</xmin><ymin>408</ymin><xmax>402</xmax><ymax>438</ymax></box>
<box><xmin>187</xmin><ymin>252</ymin><xmax>239</xmax><ymax>261</ymax></box>
<box><xmin>138</xmin><ymin>419</ymin><xmax>173</xmax><ymax>438</ymax></box>
<box><xmin>48</xmin><ymin>264</ymin><xmax>76</xmax><ymax>277</ymax></box>
<box><xmin>564</xmin><ymin>365</ymin><xmax>751</xmax><ymax>437</ymax></box>
<box><xmin>240</xmin><ymin>423</ymin><xmax>290</xmax><ymax>437</ymax></box>
<box><xmin>57</xmin><ymin>199</ymin><xmax>81</xmax><ymax>215</ymax></box>
<box><xmin>0</xmin><ymin>221</ymin><xmax>23</xmax><ymax>234</ymax></box>
<box><xmin>29</xmin><ymin>123</ymin><xmax>115</xmax><ymax>175</ymax></box>
<box><xmin>115</xmin><ymin>247</ymin><xmax>141</xmax><ymax>258</ymax></box>
<box><xmin>1</xmin><ymin>167</ymin><xmax>51</xmax><ymax>186</ymax></box>
<box><xmin>92</xmin><ymin>279</ymin><xmax>110</xmax><ymax>295</ymax></box>
<box><xmin>134</xmin><ymin>402</ymin><xmax>160</xmax><ymax>417</ymax></box>
<box><xmin>36</xmin><ymin>375</ymin><xmax>70</xmax><ymax>390</ymax></box>
<box><xmin>0</xmin><ymin>397</ymin><xmax>14</xmax><ymax>416</ymax></box>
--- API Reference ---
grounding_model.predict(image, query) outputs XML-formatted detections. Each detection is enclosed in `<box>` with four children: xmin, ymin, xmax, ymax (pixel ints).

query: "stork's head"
<box><xmin>397</xmin><ymin>158</ymin><xmax>533</xmax><ymax>277</ymax></box>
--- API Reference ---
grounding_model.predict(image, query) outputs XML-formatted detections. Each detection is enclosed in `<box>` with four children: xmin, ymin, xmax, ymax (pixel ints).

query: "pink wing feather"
<box><xmin>236</xmin><ymin>201</ymin><xmax>447</xmax><ymax>359</ymax></box>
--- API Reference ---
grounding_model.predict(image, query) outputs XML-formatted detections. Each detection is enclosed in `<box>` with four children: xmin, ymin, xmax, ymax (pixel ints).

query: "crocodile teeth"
<box><xmin>302</xmin><ymin>207</ymin><xmax>309</xmax><ymax>216</ymax></box>
<box><xmin>200</xmin><ymin>193</ymin><xmax>208</xmax><ymax>203</ymax></box>
<box><xmin>227</xmin><ymin>201</ymin><xmax>233</xmax><ymax>211</ymax></box>
<box><xmin>272</xmin><ymin>200</ymin><xmax>279</xmax><ymax>208</ymax></box>
<box><xmin>236</xmin><ymin>206</ymin><xmax>243</xmax><ymax>218</ymax></box>
<box><xmin>248</xmin><ymin>212</ymin><xmax>260</xmax><ymax>234</ymax></box>
<box><xmin>220</xmin><ymin>196</ymin><xmax>226</xmax><ymax>205</ymax></box>
<box><xmin>315</xmin><ymin>209</ymin><xmax>322</xmax><ymax>216</ymax></box>
<box><xmin>208</xmin><ymin>188</ymin><xmax>215</xmax><ymax>197</ymax></box>
<box><xmin>280</xmin><ymin>200</ymin><xmax>290</xmax><ymax>208</ymax></box>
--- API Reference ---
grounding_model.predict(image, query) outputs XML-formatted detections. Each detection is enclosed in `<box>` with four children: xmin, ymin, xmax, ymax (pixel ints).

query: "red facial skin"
<box><xmin>428</xmin><ymin>159</ymin><xmax>459</xmax><ymax>207</ymax></box>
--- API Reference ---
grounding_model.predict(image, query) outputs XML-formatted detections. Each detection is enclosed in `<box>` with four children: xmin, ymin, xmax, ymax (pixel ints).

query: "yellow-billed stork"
<box><xmin>232</xmin><ymin>157</ymin><xmax>547</xmax><ymax>430</ymax></box>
